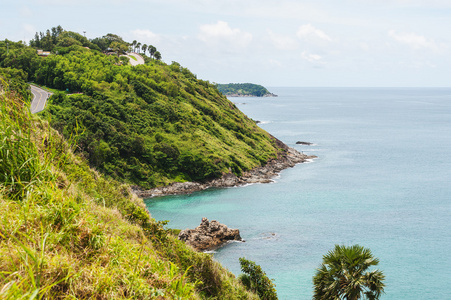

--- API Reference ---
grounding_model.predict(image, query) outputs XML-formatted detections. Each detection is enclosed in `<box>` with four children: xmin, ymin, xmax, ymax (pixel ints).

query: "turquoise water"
<box><xmin>145</xmin><ymin>88</ymin><xmax>451</xmax><ymax>299</ymax></box>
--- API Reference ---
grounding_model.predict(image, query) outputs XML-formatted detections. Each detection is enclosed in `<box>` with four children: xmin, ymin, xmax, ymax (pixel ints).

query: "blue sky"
<box><xmin>1</xmin><ymin>0</ymin><xmax>451</xmax><ymax>87</ymax></box>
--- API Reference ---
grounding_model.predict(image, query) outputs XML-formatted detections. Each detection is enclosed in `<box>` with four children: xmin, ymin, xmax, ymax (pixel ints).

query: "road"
<box><xmin>126</xmin><ymin>52</ymin><xmax>145</xmax><ymax>66</ymax></box>
<box><xmin>30</xmin><ymin>85</ymin><xmax>52</xmax><ymax>114</ymax></box>
<box><xmin>29</xmin><ymin>53</ymin><xmax>142</xmax><ymax>114</ymax></box>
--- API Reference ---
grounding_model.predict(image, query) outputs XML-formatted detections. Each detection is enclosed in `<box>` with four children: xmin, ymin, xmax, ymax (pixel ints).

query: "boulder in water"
<box><xmin>178</xmin><ymin>218</ymin><xmax>242</xmax><ymax>251</ymax></box>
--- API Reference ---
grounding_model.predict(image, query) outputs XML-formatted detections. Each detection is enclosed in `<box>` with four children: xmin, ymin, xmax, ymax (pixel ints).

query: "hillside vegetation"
<box><xmin>0</xmin><ymin>74</ymin><xmax>260</xmax><ymax>299</ymax></box>
<box><xmin>0</xmin><ymin>28</ymin><xmax>285</xmax><ymax>189</ymax></box>
<box><xmin>216</xmin><ymin>83</ymin><xmax>276</xmax><ymax>97</ymax></box>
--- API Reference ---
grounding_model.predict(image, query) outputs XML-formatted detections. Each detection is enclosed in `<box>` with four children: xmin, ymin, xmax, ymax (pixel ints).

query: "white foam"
<box><xmin>260</xmin><ymin>232</ymin><xmax>278</xmax><ymax>240</ymax></box>
<box><xmin>203</xmin><ymin>250</ymin><xmax>217</xmax><ymax>254</ymax></box>
<box><xmin>233</xmin><ymin>182</ymin><xmax>255</xmax><ymax>188</ymax></box>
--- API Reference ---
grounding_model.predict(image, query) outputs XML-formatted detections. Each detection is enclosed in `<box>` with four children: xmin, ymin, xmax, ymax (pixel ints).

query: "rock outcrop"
<box><xmin>296</xmin><ymin>141</ymin><xmax>313</xmax><ymax>145</ymax></box>
<box><xmin>178</xmin><ymin>218</ymin><xmax>242</xmax><ymax>251</ymax></box>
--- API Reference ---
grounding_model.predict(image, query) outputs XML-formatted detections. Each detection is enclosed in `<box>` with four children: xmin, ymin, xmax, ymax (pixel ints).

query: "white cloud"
<box><xmin>301</xmin><ymin>51</ymin><xmax>323</xmax><ymax>63</ymax></box>
<box><xmin>198</xmin><ymin>21</ymin><xmax>252</xmax><ymax>48</ymax></box>
<box><xmin>268</xmin><ymin>59</ymin><xmax>282</xmax><ymax>67</ymax></box>
<box><xmin>388</xmin><ymin>30</ymin><xmax>442</xmax><ymax>51</ymax></box>
<box><xmin>130</xmin><ymin>29</ymin><xmax>161</xmax><ymax>44</ymax></box>
<box><xmin>297</xmin><ymin>24</ymin><xmax>332</xmax><ymax>43</ymax></box>
<box><xmin>267</xmin><ymin>30</ymin><xmax>298</xmax><ymax>50</ymax></box>
<box><xmin>380</xmin><ymin>0</ymin><xmax>451</xmax><ymax>7</ymax></box>
<box><xmin>359</xmin><ymin>42</ymin><xmax>370</xmax><ymax>51</ymax></box>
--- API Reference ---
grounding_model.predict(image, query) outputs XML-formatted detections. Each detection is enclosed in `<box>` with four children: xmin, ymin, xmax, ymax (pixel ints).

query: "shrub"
<box><xmin>239</xmin><ymin>257</ymin><xmax>278</xmax><ymax>300</ymax></box>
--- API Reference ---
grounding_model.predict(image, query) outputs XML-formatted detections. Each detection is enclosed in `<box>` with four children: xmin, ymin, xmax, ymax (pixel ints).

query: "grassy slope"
<box><xmin>0</xmin><ymin>78</ymin><xmax>258</xmax><ymax>299</ymax></box>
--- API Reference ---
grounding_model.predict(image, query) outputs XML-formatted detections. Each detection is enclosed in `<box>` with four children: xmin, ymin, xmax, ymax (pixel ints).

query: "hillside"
<box><xmin>216</xmin><ymin>83</ymin><xmax>277</xmax><ymax>97</ymax></box>
<box><xmin>1</xmin><ymin>29</ymin><xmax>285</xmax><ymax>190</ymax></box>
<box><xmin>0</xmin><ymin>74</ymin><xmax>260</xmax><ymax>299</ymax></box>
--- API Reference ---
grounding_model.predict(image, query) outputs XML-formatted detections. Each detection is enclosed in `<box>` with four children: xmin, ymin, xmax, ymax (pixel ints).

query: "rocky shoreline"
<box><xmin>226</xmin><ymin>93</ymin><xmax>278</xmax><ymax>97</ymax></box>
<box><xmin>133</xmin><ymin>146</ymin><xmax>316</xmax><ymax>198</ymax></box>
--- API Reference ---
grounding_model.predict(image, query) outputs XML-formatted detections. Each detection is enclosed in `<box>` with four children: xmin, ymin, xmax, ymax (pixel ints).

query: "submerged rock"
<box><xmin>178</xmin><ymin>218</ymin><xmax>242</xmax><ymax>251</ymax></box>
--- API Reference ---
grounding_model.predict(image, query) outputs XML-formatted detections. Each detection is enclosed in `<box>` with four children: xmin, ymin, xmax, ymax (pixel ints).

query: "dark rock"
<box><xmin>296</xmin><ymin>141</ymin><xmax>313</xmax><ymax>145</ymax></box>
<box><xmin>178</xmin><ymin>218</ymin><xmax>242</xmax><ymax>251</ymax></box>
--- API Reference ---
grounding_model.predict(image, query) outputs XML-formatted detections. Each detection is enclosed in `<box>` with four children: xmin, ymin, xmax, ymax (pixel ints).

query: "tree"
<box><xmin>141</xmin><ymin>44</ymin><xmax>147</xmax><ymax>56</ymax></box>
<box><xmin>238</xmin><ymin>258</ymin><xmax>278</xmax><ymax>300</ymax></box>
<box><xmin>148</xmin><ymin>45</ymin><xmax>156</xmax><ymax>58</ymax></box>
<box><xmin>132</xmin><ymin>40</ymin><xmax>137</xmax><ymax>52</ymax></box>
<box><xmin>110</xmin><ymin>41</ymin><xmax>128</xmax><ymax>57</ymax></box>
<box><xmin>136</xmin><ymin>42</ymin><xmax>141</xmax><ymax>53</ymax></box>
<box><xmin>313</xmin><ymin>245</ymin><xmax>385</xmax><ymax>300</ymax></box>
<box><xmin>154</xmin><ymin>51</ymin><xmax>162</xmax><ymax>61</ymax></box>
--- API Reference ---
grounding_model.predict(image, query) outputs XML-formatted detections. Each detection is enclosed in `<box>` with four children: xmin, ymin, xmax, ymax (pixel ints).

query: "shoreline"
<box><xmin>133</xmin><ymin>147</ymin><xmax>316</xmax><ymax>198</ymax></box>
<box><xmin>226</xmin><ymin>93</ymin><xmax>278</xmax><ymax>97</ymax></box>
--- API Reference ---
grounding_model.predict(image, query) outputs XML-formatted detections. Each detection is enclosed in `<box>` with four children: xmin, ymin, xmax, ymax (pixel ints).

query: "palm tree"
<box><xmin>313</xmin><ymin>245</ymin><xmax>385</xmax><ymax>300</ymax></box>
<box><xmin>154</xmin><ymin>51</ymin><xmax>162</xmax><ymax>61</ymax></box>
<box><xmin>148</xmin><ymin>45</ymin><xmax>156</xmax><ymax>58</ymax></box>
<box><xmin>136</xmin><ymin>42</ymin><xmax>141</xmax><ymax>53</ymax></box>
<box><xmin>132</xmin><ymin>40</ymin><xmax>137</xmax><ymax>52</ymax></box>
<box><xmin>141</xmin><ymin>44</ymin><xmax>148</xmax><ymax>56</ymax></box>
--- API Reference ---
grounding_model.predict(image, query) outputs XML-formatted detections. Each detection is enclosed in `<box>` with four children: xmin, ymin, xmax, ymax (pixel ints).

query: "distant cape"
<box><xmin>216</xmin><ymin>83</ymin><xmax>277</xmax><ymax>97</ymax></box>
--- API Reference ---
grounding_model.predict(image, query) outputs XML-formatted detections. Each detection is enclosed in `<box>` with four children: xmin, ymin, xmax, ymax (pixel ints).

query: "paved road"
<box><xmin>30</xmin><ymin>85</ymin><xmax>52</xmax><ymax>114</ymax></box>
<box><xmin>126</xmin><ymin>52</ymin><xmax>145</xmax><ymax>66</ymax></box>
<box><xmin>29</xmin><ymin>53</ymin><xmax>141</xmax><ymax>114</ymax></box>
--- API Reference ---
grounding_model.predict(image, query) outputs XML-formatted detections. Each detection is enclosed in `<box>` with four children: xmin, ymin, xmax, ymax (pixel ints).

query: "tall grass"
<box><xmin>0</xmin><ymin>80</ymin><xmax>259</xmax><ymax>299</ymax></box>
<box><xmin>0</xmin><ymin>82</ymin><xmax>47</xmax><ymax>200</ymax></box>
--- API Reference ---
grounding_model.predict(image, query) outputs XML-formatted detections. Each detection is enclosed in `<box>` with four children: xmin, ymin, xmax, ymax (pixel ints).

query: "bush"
<box><xmin>238</xmin><ymin>257</ymin><xmax>278</xmax><ymax>300</ymax></box>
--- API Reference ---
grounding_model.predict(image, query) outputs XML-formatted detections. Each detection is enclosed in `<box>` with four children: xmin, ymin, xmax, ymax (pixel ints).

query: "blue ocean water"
<box><xmin>145</xmin><ymin>88</ymin><xmax>451</xmax><ymax>299</ymax></box>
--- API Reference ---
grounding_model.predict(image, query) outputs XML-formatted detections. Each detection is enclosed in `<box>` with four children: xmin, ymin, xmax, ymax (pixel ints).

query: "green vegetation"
<box><xmin>0</xmin><ymin>74</ymin><xmax>260</xmax><ymax>299</ymax></box>
<box><xmin>313</xmin><ymin>245</ymin><xmax>385</xmax><ymax>300</ymax></box>
<box><xmin>0</xmin><ymin>67</ymin><xmax>31</xmax><ymax>100</ymax></box>
<box><xmin>29</xmin><ymin>25</ymin><xmax>101</xmax><ymax>52</ymax></box>
<box><xmin>0</xmin><ymin>27</ymin><xmax>285</xmax><ymax>190</ymax></box>
<box><xmin>239</xmin><ymin>258</ymin><xmax>278</xmax><ymax>300</ymax></box>
<box><xmin>216</xmin><ymin>83</ymin><xmax>276</xmax><ymax>97</ymax></box>
<box><xmin>0</xmin><ymin>26</ymin><xmax>285</xmax><ymax>298</ymax></box>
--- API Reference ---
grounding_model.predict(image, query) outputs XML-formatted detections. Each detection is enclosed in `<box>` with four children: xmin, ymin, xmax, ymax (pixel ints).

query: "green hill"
<box><xmin>1</xmin><ymin>30</ymin><xmax>284</xmax><ymax>190</ymax></box>
<box><xmin>216</xmin><ymin>83</ymin><xmax>276</xmax><ymax>97</ymax></box>
<box><xmin>0</xmin><ymin>72</ymin><xmax>261</xmax><ymax>299</ymax></box>
<box><xmin>0</xmin><ymin>27</ymin><xmax>286</xmax><ymax>298</ymax></box>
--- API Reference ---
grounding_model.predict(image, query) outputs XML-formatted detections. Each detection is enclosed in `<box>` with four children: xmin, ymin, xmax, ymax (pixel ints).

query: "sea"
<box><xmin>145</xmin><ymin>87</ymin><xmax>451</xmax><ymax>299</ymax></box>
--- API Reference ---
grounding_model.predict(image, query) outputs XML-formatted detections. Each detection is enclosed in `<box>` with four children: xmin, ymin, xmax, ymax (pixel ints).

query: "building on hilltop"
<box><xmin>37</xmin><ymin>49</ymin><xmax>51</xmax><ymax>57</ymax></box>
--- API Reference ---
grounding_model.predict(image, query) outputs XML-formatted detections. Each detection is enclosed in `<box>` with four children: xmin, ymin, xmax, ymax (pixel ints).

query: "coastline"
<box><xmin>225</xmin><ymin>93</ymin><xmax>278</xmax><ymax>97</ymax></box>
<box><xmin>133</xmin><ymin>146</ymin><xmax>316</xmax><ymax>198</ymax></box>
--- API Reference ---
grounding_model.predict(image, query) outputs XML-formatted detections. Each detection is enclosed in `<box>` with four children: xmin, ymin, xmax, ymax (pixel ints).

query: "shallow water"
<box><xmin>145</xmin><ymin>88</ymin><xmax>451</xmax><ymax>299</ymax></box>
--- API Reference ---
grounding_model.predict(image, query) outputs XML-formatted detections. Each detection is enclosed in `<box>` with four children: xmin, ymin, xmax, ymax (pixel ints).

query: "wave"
<box><xmin>232</xmin><ymin>182</ymin><xmax>256</xmax><ymax>188</ymax></box>
<box><xmin>259</xmin><ymin>232</ymin><xmax>278</xmax><ymax>240</ymax></box>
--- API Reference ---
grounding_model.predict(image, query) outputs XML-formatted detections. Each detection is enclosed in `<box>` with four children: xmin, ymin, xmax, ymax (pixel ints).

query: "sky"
<box><xmin>1</xmin><ymin>0</ymin><xmax>451</xmax><ymax>87</ymax></box>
